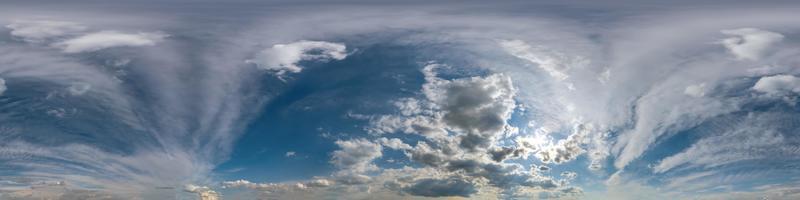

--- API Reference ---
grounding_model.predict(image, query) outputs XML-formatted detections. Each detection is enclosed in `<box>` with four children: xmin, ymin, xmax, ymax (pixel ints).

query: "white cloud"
<box><xmin>499</xmin><ymin>39</ymin><xmax>588</xmax><ymax>81</ymax></box>
<box><xmin>246</xmin><ymin>40</ymin><xmax>347</xmax><ymax>74</ymax></box>
<box><xmin>184</xmin><ymin>184</ymin><xmax>220</xmax><ymax>200</ymax></box>
<box><xmin>67</xmin><ymin>82</ymin><xmax>91</xmax><ymax>96</ymax></box>
<box><xmin>752</xmin><ymin>74</ymin><xmax>800</xmax><ymax>94</ymax></box>
<box><xmin>285</xmin><ymin>151</ymin><xmax>296</xmax><ymax>157</ymax></box>
<box><xmin>183</xmin><ymin>184</ymin><xmax>212</xmax><ymax>193</ymax></box>
<box><xmin>330</xmin><ymin>139</ymin><xmax>383</xmax><ymax>173</ymax></box>
<box><xmin>653</xmin><ymin>113</ymin><xmax>797</xmax><ymax>173</ymax></box>
<box><xmin>221</xmin><ymin>179</ymin><xmax>332</xmax><ymax>192</ymax></box>
<box><xmin>377</xmin><ymin>138</ymin><xmax>412</xmax><ymax>150</ymax></box>
<box><xmin>684</xmin><ymin>83</ymin><xmax>707</xmax><ymax>97</ymax></box>
<box><xmin>720</xmin><ymin>28</ymin><xmax>784</xmax><ymax>61</ymax></box>
<box><xmin>53</xmin><ymin>31</ymin><xmax>167</xmax><ymax>53</ymax></box>
<box><xmin>6</xmin><ymin>20</ymin><xmax>86</xmax><ymax>43</ymax></box>
<box><xmin>0</xmin><ymin>78</ymin><xmax>6</xmax><ymax>96</ymax></box>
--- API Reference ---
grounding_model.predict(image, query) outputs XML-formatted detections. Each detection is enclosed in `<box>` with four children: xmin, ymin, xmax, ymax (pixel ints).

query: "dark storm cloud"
<box><xmin>402</xmin><ymin>178</ymin><xmax>478</xmax><ymax>197</ymax></box>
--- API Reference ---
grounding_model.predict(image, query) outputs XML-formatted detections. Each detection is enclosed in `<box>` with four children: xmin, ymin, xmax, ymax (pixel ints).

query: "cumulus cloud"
<box><xmin>377</xmin><ymin>138</ymin><xmax>412</xmax><ymax>150</ymax></box>
<box><xmin>421</xmin><ymin>65</ymin><xmax>517</xmax><ymax>151</ymax></box>
<box><xmin>331</xmin><ymin>139</ymin><xmax>383</xmax><ymax>173</ymax></box>
<box><xmin>6</xmin><ymin>20</ymin><xmax>86</xmax><ymax>42</ymax></box>
<box><xmin>368</xmin><ymin>63</ymin><xmax>517</xmax><ymax>151</ymax></box>
<box><xmin>184</xmin><ymin>184</ymin><xmax>220</xmax><ymax>200</ymax></box>
<box><xmin>350</xmin><ymin>64</ymin><xmax>581</xmax><ymax>198</ymax></box>
<box><xmin>53</xmin><ymin>31</ymin><xmax>167</xmax><ymax>53</ymax></box>
<box><xmin>684</xmin><ymin>83</ymin><xmax>707</xmax><ymax>97</ymax></box>
<box><xmin>720</xmin><ymin>28</ymin><xmax>784</xmax><ymax>61</ymax></box>
<box><xmin>752</xmin><ymin>74</ymin><xmax>800</xmax><ymax>95</ymax></box>
<box><xmin>246</xmin><ymin>40</ymin><xmax>347</xmax><ymax>74</ymax></box>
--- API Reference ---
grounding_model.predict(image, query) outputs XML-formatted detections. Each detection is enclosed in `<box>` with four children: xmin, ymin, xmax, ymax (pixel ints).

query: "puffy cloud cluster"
<box><xmin>331</xmin><ymin>139</ymin><xmax>383</xmax><ymax>174</ymax></box>
<box><xmin>223</xmin><ymin>63</ymin><xmax>581</xmax><ymax>198</ymax></box>
<box><xmin>684</xmin><ymin>83</ymin><xmax>707</xmax><ymax>97</ymax></box>
<box><xmin>372</xmin><ymin>64</ymin><xmax>517</xmax><ymax>150</ymax></box>
<box><xmin>535</xmin><ymin>125</ymin><xmax>588</xmax><ymax>164</ymax></box>
<box><xmin>377</xmin><ymin>137</ymin><xmax>412</xmax><ymax>150</ymax></box>
<box><xmin>184</xmin><ymin>184</ymin><xmax>220</xmax><ymax>200</ymax></box>
<box><xmin>246</xmin><ymin>40</ymin><xmax>347</xmax><ymax>74</ymax></box>
<box><xmin>720</xmin><ymin>28</ymin><xmax>784</xmax><ymax>61</ymax></box>
<box><xmin>359</xmin><ymin>64</ymin><xmax>581</xmax><ymax>197</ymax></box>
<box><xmin>752</xmin><ymin>74</ymin><xmax>800</xmax><ymax>95</ymax></box>
<box><xmin>183</xmin><ymin>184</ymin><xmax>213</xmax><ymax>193</ymax></box>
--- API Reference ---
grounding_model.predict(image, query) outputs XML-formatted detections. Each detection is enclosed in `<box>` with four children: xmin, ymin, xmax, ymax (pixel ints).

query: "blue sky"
<box><xmin>1</xmin><ymin>1</ymin><xmax>800</xmax><ymax>200</ymax></box>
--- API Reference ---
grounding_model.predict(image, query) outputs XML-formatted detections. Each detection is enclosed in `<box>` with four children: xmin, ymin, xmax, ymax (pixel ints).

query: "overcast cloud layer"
<box><xmin>1</xmin><ymin>1</ymin><xmax>800</xmax><ymax>200</ymax></box>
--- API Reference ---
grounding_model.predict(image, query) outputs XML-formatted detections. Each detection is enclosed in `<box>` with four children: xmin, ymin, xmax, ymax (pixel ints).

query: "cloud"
<box><xmin>684</xmin><ymin>83</ymin><xmax>707</xmax><ymax>97</ymax></box>
<box><xmin>235</xmin><ymin>62</ymin><xmax>579</xmax><ymax>198</ymax></box>
<box><xmin>355</xmin><ymin>64</ymin><xmax>581</xmax><ymax>198</ymax></box>
<box><xmin>285</xmin><ymin>151</ymin><xmax>296</xmax><ymax>157</ymax></box>
<box><xmin>6</xmin><ymin>20</ymin><xmax>86</xmax><ymax>43</ymax></box>
<box><xmin>0</xmin><ymin>78</ymin><xmax>6</xmax><ymax>96</ymax></box>
<box><xmin>377</xmin><ymin>138</ymin><xmax>412</xmax><ymax>150</ymax></box>
<box><xmin>53</xmin><ymin>31</ymin><xmax>167</xmax><ymax>53</ymax></box>
<box><xmin>720</xmin><ymin>28</ymin><xmax>784</xmax><ymax>61</ymax></box>
<box><xmin>245</xmin><ymin>40</ymin><xmax>347</xmax><ymax>74</ymax></box>
<box><xmin>752</xmin><ymin>74</ymin><xmax>800</xmax><ymax>95</ymax></box>
<box><xmin>221</xmin><ymin>179</ymin><xmax>332</xmax><ymax>193</ymax></box>
<box><xmin>0</xmin><ymin>16</ymin><xmax>258</xmax><ymax>198</ymax></box>
<box><xmin>4</xmin><ymin>3</ymin><xmax>800</xmax><ymax>200</ymax></box>
<box><xmin>488</xmin><ymin>147</ymin><xmax>525</xmax><ymax>162</ymax></box>
<box><xmin>183</xmin><ymin>184</ymin><xmax>212</xmax><ymax>193</ymax></box>
<box><xmin>653</xmin><ymin>113</ymin><xmax>798</xmax><ymax>173</ymax></box>
<box><xmin>499</xmin><ymin>39</ymin><xmax>588</xmax><ymax>81</ymax></box>
<box><xmin>330</xmin><ymin>139</ymin><xmax>383</xmax><ymax>173</ymax></box>
<box><xmin>420</xmin><ymin>64</ymin><xmax>517</xmax><ymax>151</ymax></box>
<box><xmin>535</xmin><ymin>124</ymin><xmax>591</xmax><ymax>164</ymax></box>
<box><xmin>402</xmin><ymin>178</ymin><xmax>478</xmax><ymax>197</ymax></box>
<box><xmin>67</xmin><ymin>83</ymin><xmax>92</xmax><ymax>96</ymax></box>
<box><xmin>184</xmin><ymin>184</ymin><xmax>220</xmax><ymax>200</ymax></box>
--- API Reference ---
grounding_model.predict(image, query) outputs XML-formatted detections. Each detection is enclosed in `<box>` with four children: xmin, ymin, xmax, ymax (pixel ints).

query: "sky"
<box><xmin>0</xmin><ymin>1</ymin><xmax>800</xmax><ymax>200</ymax></box>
